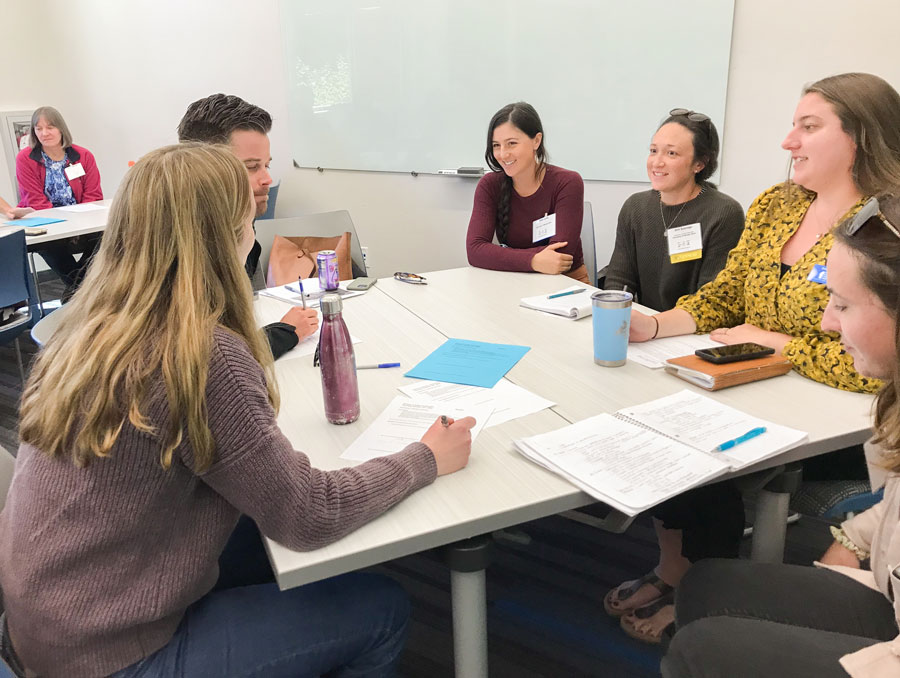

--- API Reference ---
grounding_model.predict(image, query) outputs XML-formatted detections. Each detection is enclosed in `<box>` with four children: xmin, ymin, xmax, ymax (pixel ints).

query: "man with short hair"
<box><xmin>178</xmin><ymin>94</ymin><xmax>318</xmax><ymax>359</ymax></box>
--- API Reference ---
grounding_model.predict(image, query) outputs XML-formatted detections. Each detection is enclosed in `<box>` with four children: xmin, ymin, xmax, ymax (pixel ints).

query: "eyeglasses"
<box><xmin>844</xmin><ymin>196</ymin><xmax>900</xmax><ymax>240</ymax></box>
<box><xmin>393</xmin><ymin>272</ymin><xmax>428</xmax><ymax>285</ymax></box>
<box><xmin>669</xmin><ymin>108</ymin><xmax>710</xmax><ymax>123</ymax></box>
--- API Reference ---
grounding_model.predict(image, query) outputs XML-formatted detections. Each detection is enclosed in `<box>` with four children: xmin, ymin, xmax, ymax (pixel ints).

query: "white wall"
<box><xmin>1</xmin><ymin>0</ymin><xmax>898</xmax><ymax>278</ymax></box>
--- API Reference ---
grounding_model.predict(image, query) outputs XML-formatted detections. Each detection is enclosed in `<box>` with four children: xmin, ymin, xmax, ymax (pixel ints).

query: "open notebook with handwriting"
<box><xmin>514</xmin><ymin>389</ymin><xmax>807</xmax><ymax>515</ymax></box>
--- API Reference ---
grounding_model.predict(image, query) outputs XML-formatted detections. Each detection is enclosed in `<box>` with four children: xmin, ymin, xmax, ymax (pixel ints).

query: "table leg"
<box><xmin>750</xmin><ymin>489</ymin><xmax>790</xmax><ymax>562</ymax></box>
<box><xmin>440</xmin><ymin>534</ymin><xmax>494</xmax><ymax>678</ymax></box>
<box><xmin>750</xmin><ymin>463</ymin><xmax>803</xmax><ymax>562</ymax></box>
<box><xmin>28</xmin><ymin>252</ymin><xmax>45</xmax><ymax>318</ymax></box>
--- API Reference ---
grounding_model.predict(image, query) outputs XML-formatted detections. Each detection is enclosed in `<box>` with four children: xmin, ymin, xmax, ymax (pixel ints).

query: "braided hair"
<box><xmin>484</xmin><ymin>102</ymin><xmax>548</xmax><ymax>244</ymax></box>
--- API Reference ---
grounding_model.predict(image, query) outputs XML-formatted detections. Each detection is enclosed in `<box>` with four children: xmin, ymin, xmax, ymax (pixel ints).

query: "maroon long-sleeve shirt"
<box><xmin>466</xmin><ymin>164</ymin><xmax>584</xmax><ymax>272</ymax></box>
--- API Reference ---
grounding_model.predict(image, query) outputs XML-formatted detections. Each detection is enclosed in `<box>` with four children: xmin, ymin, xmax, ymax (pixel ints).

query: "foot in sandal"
<box><xmin>603</xmin><ymin>570</ymin><xmax>674</xmax><ymax>618</ymax></box>
<box><xmin>619</xmin><ymin>593</ymin><xmax>675</xmax><ymax>644</ymax></box>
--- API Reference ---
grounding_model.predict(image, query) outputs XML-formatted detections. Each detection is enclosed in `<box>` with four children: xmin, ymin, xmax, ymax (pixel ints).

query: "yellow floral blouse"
<box><xmin>676</xmin><ymin>182</ymin><xmax>880</xmax><ymax>394</ymax></box>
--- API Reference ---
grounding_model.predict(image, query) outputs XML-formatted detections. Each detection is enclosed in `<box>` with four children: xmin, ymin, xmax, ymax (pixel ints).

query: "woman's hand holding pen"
<box><xmin>421</xmin><ymin>416</ymin><xmax>477</xmax><ymax>476</ymax></box>
<box><xmin>281</xmin><ymin>307</ymin><xmax>319</xmax><ymax>341</ymax></box>
<box><xmin>531</xmin><ymin>241</ymin><xmax>573</xmax><ymax>274</ymax></box>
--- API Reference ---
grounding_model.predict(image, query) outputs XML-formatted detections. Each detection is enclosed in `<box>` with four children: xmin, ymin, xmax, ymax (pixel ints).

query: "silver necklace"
<box><xmin>660</xmin><ymin>185</ymin><xmax>703</xmax><ymax>234</ymax></box>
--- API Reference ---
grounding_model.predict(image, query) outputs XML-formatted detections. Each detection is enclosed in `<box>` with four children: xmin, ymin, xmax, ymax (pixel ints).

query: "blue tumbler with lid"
<box><xmin>591</xmin><ymin>290</ymin><xmax>632</xmax><ymax>367</ymax></box>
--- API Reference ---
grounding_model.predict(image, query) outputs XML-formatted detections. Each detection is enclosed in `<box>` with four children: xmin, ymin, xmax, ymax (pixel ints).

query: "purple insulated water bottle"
<box><xmin>318</xmin><ymin>293</ymin><xmax>360</xmax><ymax>424</ymax></box>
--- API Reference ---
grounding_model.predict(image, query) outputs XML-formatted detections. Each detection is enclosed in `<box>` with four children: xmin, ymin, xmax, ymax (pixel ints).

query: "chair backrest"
<box><xmin>0</xmin><ymin>231</ymin><xmax>36</xmax><ymax>313</ymax></box>
<box><xmin>254</xmin><ymin>210</ymin><xmax>367</xmax><ymax>282</ymax></box>
<box><xmin>581</xmin><ymin>201</ymin><xmax>598</xmax><ymax>287</ymax></box>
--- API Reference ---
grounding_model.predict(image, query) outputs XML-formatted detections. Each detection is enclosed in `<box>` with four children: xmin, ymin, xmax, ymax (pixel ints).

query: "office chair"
<box><xmin>0</xmin><ymin>231</ymin><xmax>39</xmax><ymax>383</ymax></box>
<box><xmin>581</xmin><ymin>201</ymin><xmax>598</xmax><ymax>287</ymax></box>
<box><xmin>254</xmin><ymin>210</ymin><xmax>368</xmax><ymax>282</ymax></box>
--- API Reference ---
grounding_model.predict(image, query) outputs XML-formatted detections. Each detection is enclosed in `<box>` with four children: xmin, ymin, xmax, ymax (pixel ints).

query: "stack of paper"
<box><xmin>340</xmin><ymin>396</ymin><xmax>494</xmax><ymax>461</ymax></box>
<box><xmin>260</xmin><ymin>279</ymin><xmax>364</xmax><ymax>307</ymax></box>
<box><xmin>514</xmin><ymin>390</ymin><xmax>808</xmax><ymax>515</ymax></box>
<box><xmin>626</xmin><ymin>334</ymin><xmax>720</xmax><ymax>369</ymax></box>
<box><xmin>519</xmin><ymin>286</ymin><xmax>593</xmax><ymax>319</ymax></box>
<box><xmin>397</xmin><ymin>379</ymin><xmax>554</xmax><ymax>428</ymax></box>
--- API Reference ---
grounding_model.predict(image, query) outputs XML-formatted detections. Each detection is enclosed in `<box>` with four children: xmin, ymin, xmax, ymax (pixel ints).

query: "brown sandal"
<box><xmin>603</xmin><ymin>571</ymin><xmax>673</xmax><ymax>618</ymax></box>
<box><xmin>619</xmin><ymin>592</ymin><xmax>675</xmax><ymax>644</ymax></box>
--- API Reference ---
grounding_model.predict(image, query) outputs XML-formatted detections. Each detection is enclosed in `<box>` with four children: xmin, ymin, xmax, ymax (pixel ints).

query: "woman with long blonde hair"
<box><xmin>0</xmin><ymin>143</ymin><xmax>475</xmax><ymax>677</ymax></box>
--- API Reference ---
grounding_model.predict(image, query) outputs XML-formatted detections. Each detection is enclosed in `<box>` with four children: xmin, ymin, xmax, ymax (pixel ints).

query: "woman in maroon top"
<box><xmin>466</xmin><ymin>102</ymin><xmax>589</xmax><ymax>283</ymax></box>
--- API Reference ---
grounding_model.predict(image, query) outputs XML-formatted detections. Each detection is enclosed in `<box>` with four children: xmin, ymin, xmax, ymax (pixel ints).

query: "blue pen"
<box><xmin>547</xmin><ymin>288</ymin><xmax>587</xmax><ymax>300</ymax></box>
<box><xmin>297</xmin><ymin>278</ymin><xmax>307</xmax><ymax>309</ymax></box>
<box><xmin>357</xmin><ymin>362</ymin><xmax>401</xmax><ymax>370</ymax></box>
<box><xmin>714</xmin><ymin>427</ymin><xmax>767</xmax><ymax>452</ymax></box>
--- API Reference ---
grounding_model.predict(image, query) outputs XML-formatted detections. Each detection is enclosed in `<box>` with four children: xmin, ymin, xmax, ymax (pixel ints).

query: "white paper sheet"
<box><xmin>515</xmin><ymin>413</ymin><xmax>729</xmax><ymax>515</ymax></box>
<box><xmin>275</xmin><ymin>328</ymin><xmax>361</xmax><ymax>362</ymax></box>
<box><xmin>627</xmin><ymin>334</ymin><xmax>721</xmax><ymax>369</ymax></box>
<box><xmin>340</xmin><ymin>396</ymin><xmax>494</xmax><ymax>461</ymax></box>
<box><xmin>260</xmin><ymin>279</ymin><xmax>364</xmax><ymax>308</ymax></box>
<box><xmin>397</xmin><ymin>379</ymin><xmax>554</xmax><ymax>428</ymax></box>
<box><xmin>519</xmin><ymin>286</ymin><xmax>593</xmax><ymax>320</ymax></box>
<box><xmin>617</xmin><ymin>389</ymin><xmax>808</xmax><ymax>468</ymax></box>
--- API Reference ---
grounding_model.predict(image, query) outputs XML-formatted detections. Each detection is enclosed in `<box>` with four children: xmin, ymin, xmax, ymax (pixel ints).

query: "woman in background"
<box><xmin>604</xmin><ymin>108</ymin><xmax>744</xmax><ymax>311</ymax></box>
<box><xmin>466</xmin><ymin>101</ymin><xmax>589</xmax><ymax>283</ymax></box>
<box><xmin>15</xmin><ymin>106</ymin><xmax>103</xmax><ymax>296</ymax></box>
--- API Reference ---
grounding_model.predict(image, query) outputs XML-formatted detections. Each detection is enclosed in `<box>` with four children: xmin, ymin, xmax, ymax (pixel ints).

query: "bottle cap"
<box><xmin>320</xmin><ymin>293</ymin><xmax>343</xmax><ymax>315</ymax></box>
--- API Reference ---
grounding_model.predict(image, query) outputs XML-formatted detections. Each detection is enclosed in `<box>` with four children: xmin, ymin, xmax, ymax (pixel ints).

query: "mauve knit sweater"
<box><xmin>0</xmin><ymin>329</ymin><xmax>437</xmax><ymax>677</ymax></box>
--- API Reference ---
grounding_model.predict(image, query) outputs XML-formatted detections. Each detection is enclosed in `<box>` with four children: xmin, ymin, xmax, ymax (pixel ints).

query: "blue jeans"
<box><xmin>112</xmin><ymin>517</ymin><xmax>409</xmax><ymax>677</ymax></box>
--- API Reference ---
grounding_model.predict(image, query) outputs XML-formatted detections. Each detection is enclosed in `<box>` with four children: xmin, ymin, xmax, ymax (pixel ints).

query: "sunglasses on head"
<box><xmin>844</xmin><ymin>196</ymin><xmax>900</xmax><ymax>240</ymax></box>
<box><xmin>669</xmin><ymin>108</ymin><xmax>710</xmax><ymax>123</ymax></box>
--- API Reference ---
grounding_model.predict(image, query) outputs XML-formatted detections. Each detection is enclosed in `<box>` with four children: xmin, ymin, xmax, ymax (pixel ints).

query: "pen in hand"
<box><xmin>298</xmin><ymin>277</ymin><xmax>307</xmax><ymax>310</ymax></box>
<box><xmin>547</xmin><ymin>288</ymin><xmax>587</xmax><ymax>300</ymax></box>
<box><xmin>441</xmin><ymin>415</ymin><xmax>449</xmax><ymax>428</ymax></box>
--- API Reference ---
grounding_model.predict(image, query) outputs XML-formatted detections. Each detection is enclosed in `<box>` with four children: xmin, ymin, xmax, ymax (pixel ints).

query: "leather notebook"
<box><xmin>664</xmin><ymin>353</ymin><xmax>793</xmax><ymax>391</ymax></box>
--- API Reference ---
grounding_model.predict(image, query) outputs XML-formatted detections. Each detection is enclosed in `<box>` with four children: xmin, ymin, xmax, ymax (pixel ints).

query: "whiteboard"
<box><xmin>280</xmin><ymin>0</ymin><xmax>735</xmax><ymax>181</ymax></box>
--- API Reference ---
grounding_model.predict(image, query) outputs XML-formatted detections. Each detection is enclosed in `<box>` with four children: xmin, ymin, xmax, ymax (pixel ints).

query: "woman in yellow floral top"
<box><xmin>606</xmin><ymin>73</ymin><xmax>900</xmax><ymax>645</ymax></box>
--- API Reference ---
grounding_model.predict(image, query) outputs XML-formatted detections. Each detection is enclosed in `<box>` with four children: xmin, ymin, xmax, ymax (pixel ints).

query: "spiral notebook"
<box><xmin>519</xmin><ymin>286</ymin><xmax>593</xmax><ymax>319</ymax></box>
<box><xmin>514</xmin><ymin>390</ymin><xmax>807</xmax><ymax>515</ymax></box>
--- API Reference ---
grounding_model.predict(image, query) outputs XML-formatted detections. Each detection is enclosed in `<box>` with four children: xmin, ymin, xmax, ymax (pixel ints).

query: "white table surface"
<box><xmin>378</xmin><ymin>267</ymin><xmax>874</xmax><ymax>470</ymax></box>
<box><xmin>256</xmin><ymin>289</ymin><xmax>594</xmax><ymax>590</ymax></box>
<box><xmin>0</xmin><ymin>200</ymin><xmax>110</xmax><ymax>245</ymax></box>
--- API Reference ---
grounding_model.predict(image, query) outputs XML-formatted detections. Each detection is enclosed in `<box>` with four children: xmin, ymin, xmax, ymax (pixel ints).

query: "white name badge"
<box><xmin>64</xmin><ymin>163</ymin><xmax>86</xmax><ymax>181</ymax></box>
<box><xmin>533</xmin><ymin>213</ymin><xmax>556</xmax><ymax>242</ymax></box>
<box><xmin>666</xmin><ymin>222</ymin><xmax>703</xmax><ymax>263</ymax></box>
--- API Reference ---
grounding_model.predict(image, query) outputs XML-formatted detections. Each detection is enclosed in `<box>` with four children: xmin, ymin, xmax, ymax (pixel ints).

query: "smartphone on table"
<box><xmin>695</xmin><ymin>342</ymin><xmax>776</xmax><ymax>364</ymax></box>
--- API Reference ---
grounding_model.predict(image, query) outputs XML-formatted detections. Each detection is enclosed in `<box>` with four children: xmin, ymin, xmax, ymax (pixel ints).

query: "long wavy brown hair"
<box><xmin>834</xmin><ymin>192</ymin><xmax>900</xmax><ymax>471</ymax></box>
<box><xmin>19</xmin><ymin>143</ymin><xmax>278</xmax><ymax>471</ymax></box>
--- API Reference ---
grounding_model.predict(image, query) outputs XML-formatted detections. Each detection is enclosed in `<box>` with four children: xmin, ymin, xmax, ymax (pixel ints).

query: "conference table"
<box><xmin>258</xmin><ymin>267</ymin><xmax>873</xmax><ymax>678</ymax></box>
<box><xmin>0</xmin><ymin>200</ymin><xmax>110</xmax><ymax>314</ymax></box>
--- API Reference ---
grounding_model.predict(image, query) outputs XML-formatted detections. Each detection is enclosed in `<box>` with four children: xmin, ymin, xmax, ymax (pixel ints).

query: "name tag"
<box><xmin>65</xmin><ymin>163</ymin><xmax>86</xmax><ymax>180</ymax></box>
<box><xmin>533</xmin><ymin>213</ymin><xmax>556</xmax><ymax>242</ymax></box>
<box><xmin>666</xmin><ymin>222</ymin><xmax>703</xmax><ymax>263</ymax></box>
<box><xmin>807</xmin><ymin>264</ymin><xmax>827</xmax><ymax>284</ymax></box>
